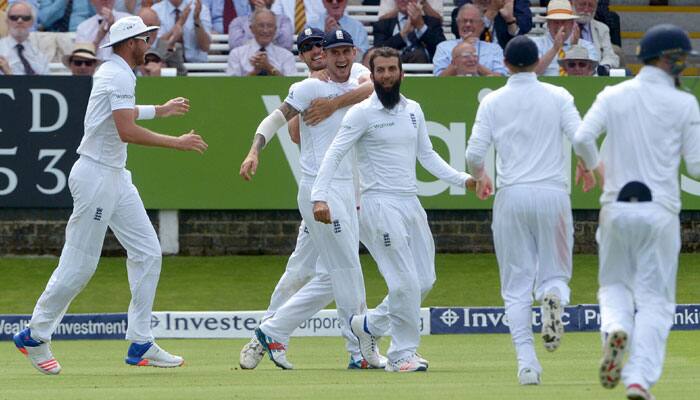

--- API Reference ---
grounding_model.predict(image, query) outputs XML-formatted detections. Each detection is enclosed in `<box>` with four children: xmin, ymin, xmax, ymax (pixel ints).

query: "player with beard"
<box><xmin>311</xmin><ymin>47</ymin><xmax>477</xmax><ymax>372</ymax></box>
<box><xmin>13</xmin><ymin>16</ymin><xmax>207</xmax><ymax>375</ymax></box>
<box><xmin>238</xmin><ymin>29</ymin><xmax>382</xmax><ymax>370</ymax></box>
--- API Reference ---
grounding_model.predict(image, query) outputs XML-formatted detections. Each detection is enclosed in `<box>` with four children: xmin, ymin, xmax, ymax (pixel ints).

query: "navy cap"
<box><xmin>296</xmin><ymin>27</ymin><xmax>324</xmax><ymax>49</ymax></box>
<box><xmin>504</xmin><ymin>36</ymin><xmax>539</xmax><ymax>68</ymax></box>
<box><xmin>637</xmin><ymin>24</ymin><xmax>696</xmax><ymax>61</ymax></box>
<box><xmin>323</xmin><ymin>29</ymin><xmax>354</xmax><ymax>49</ymax></box>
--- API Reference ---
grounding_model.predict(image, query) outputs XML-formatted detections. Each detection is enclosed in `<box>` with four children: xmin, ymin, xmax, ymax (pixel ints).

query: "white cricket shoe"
<box><xmin>415</xmin><ymin>352</ymin><xmax>429</xmax><ymax>368</ymax></box>
<box><xmin>125</xmin><ymin>342</ymin><xmax>184</xmax><ymax>368</ymax></box>
<box><xmin>518</xmin><ymin>368</ymin><xmax>541</xmax><ymax>385</ymax></box>
<box><xmin>13</xmin><ymin>328</ymin><xmax>61</xmax><ymax>375</ymax></box>
<box><xmin>385</xmin><ymin>354</ymin><xmax>428</xmax><ymax>372</ymax></box>
<box><xmin>626</xmin><ymin>384</ymin><xmax>655</xmax><ymax>400</ymax></box>
<box><xmin>255</xmin><ymin>328</ymin><xmax>293</xmax><ymax>370</ymax></box>
<box><xmin>541</xmin><ymin>293</ymin><xmax>564</xmax><ymax>352</ymax></box>
<box><xmin>600</xmin><ymin>330</ymin><xmax>628</xmax><ymax>389</ymax></box>
<box><xmin>349</xmin><ymin>315</ymin><xmax>382</xmax><ymax>368</ymax></box>
<box><xmin>239</xmin><ymin>336</ymin><xmax>265</xmax><ymax>369</ymax></box>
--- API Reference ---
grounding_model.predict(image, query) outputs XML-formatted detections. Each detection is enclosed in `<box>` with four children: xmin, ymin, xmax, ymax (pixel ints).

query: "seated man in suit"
<box><xmin>572</xmin><ymin>0</ymin><xmax>618</xmax><ymax>75</ymax></box>
<box><xmin>372</xmin><ymin>0</ymin><xmax>445</xmax><ymax>63</ymax></box>
<box><xmin>451</xmin><ymin>0</ymin><xmax>532</xmax><ymax>49</ymax></box>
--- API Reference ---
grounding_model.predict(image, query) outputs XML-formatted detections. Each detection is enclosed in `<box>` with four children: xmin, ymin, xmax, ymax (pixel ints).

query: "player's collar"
<box><xmin>369</xmin><ymin>92</ymin><xmax>408</xmax><ymax>113</ymax></box>
<box><xmin>507</xmin><ymin>72</ymin><xmax>538</xmax><ymax>85</ymax></box>
<box><xmin>637</xmin><ymin>65</ymin><xmax>675</xmax><ymax>88</ymax></box>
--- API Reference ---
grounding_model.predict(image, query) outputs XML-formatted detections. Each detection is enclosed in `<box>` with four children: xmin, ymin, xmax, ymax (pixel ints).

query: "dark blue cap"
<box><xmin>504</xmin><ymin>36</ymin><xmax>539</xmax><ymax>68</ymax></box>
<box><xmin>637</xmin><ymin>24</ymin><xmax>696</xmax><ymax>61</ymax></box>
<box><xmin>296</xmin><ymin>27</ymin><xmax>324</xmax><ymax>49</ymax></box>
<box><xmin>323</xmin><ymin>29</ymin><xmax>354</xmax><ymax>49</ymax></box>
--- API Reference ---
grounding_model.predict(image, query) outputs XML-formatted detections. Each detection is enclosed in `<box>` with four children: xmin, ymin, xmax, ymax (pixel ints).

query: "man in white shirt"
<box><xmin>466</xmin><ymin>36</ymin><xmax>586</xmax><ymax>385</ymax></box>
<box><xmin>239</xmin><ymin>30</ymin><xmax>379</xmax><ymax>371</ymax></box>
<box><xmin>75</xmin><ymin>0</ymin><xmax>131</xmax><ymax>61</ymax></box>
<box><xmin>531</xmin><ymin>0</ymin><xmax>598</xmax><ymax>77</ymax></box>
<box><xmin>312</xmin><ymin>47</ymin><xmax>475</xmax><ymax>373</ymax></box>
<box><xmin>449</xmin><ymin>40</ymin><xmax>479</xmax><ymax>76</ymax></box>
<box><xmin>152</xmin><ymin>0</ymin><xmax>212</xmax><ymax>63</ymax></box>
<box><xmin>572</xmin><ymin>24</ymin><xmax>700</xmax><ymax>400</ymax></box>
<box><xmin>227</xmin><ymin>8</ymin><xmax>295</xmax><ymax>76</ymax></box>
<box><xmin>13</xmin><ymin>16</ymin><xmax>208</xmax><ymax>376</ymax></box>
<box><xmin>0</xmin><ymin>1</ymin><xmax>48</xmax><ymax>75</ymax></box>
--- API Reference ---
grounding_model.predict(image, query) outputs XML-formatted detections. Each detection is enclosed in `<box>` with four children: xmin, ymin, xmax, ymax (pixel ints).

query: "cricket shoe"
<box><xmin>415</xmin><ymin>352</ymin><xmax>429</xmax><ymax>368</ymax></box>
<box><xmin>600</xmin><ymin>330</ymin><xmax>628</xmax><ymax>389</ymax></box>
<box><xmin>349</xmin><ymin>315</ymin><xmax>382</xmax><ymax>368</ymax></box>
<box><xmin>518</xmin><ymin>368</ymin><xmax>540</xmax><ymax>385</ymax></box>
<box><xmin>239</xmin><ymin>336</ymin><xmax>265</xmax><ymax>369</ymax></box>
<box><xmin>13</xmin><ymin>328</ymin><xmax>61</xmax><ymax>375</ymax></box>
<box><xmin>626</xmin><ymin>384</ymin><xmax>655</xmax><ymax>400</ymax></box>
<box><xmin>125</xmin><ymin>342</ymin><xmax>184</xmax><ymax>368</ymax></box>
<box><xmin>347</xmin><ymin>353</ymin><xmax>388</xmax><ymax>369</ymax></box>
<box><xmin>255</xmin><ymin>328</ymin><xmax>293</xmax><ymax>370</ymax></box>
<box><xmin>541</xmin><ymin>293</ymin><xmax>564</xmax><ymax>352</ymax></box>
<box><xmin>385</xmin><ymin>354</ymin><xmax>428</xmax><ymax>372</ymax></box>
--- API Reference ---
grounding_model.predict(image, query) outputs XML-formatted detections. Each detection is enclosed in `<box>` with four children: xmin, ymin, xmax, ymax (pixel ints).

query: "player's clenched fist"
<box><xmin>475</xmin><ymin>175</ymin><xmax>493</xmax><ymax>200</ymax></box>
<box><xmin>313</xmin><ymin>201</ymin><xmax>331</xmax><ymax>224</ymax></box>
<box><xmin>177</xmin><ymin>130</ymin><xmax>208</xmax><ymax>153</ymax></box>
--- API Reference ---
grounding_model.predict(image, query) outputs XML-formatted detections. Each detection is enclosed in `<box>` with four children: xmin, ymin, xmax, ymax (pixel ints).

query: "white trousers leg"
<box><xmin>597</xmin><ymin>203</ymin><xmax>679</xmax><ymax>390</ymax></box>
<box><xmin>492</xmin><ymin>186</ymin><xmax>573</xmax><ymax>374</ymax></box>
<box><xmin>361</xmin><ymin>195</ymin><xmax>435</xmax><ymax>362</ymax></box>
<box><xmin>29</xmin><ymin>158</ymin><xmax>162</xmax><ymax>343</ymax></box>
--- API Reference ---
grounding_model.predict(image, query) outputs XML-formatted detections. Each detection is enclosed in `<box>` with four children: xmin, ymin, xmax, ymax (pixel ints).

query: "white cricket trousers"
<box><xmin>492</xmin><ymin>185</ymin><xmax>573</xmax><ymax>374</ymax></box>
<box><xmin>597</xmin><ymin>202</ymin><xmax>679</xmax><ymax>390</ymax></box>
<box><xmin>28</xmin><ymin>157</ymin><xmax>162</xmax><ymax>344</ymax></box>
<box><xmin>360</xmin><ymin>194</ymin><xmax>436</xmax><ymax>363</ymax></box>
<box><xmin>259</xmin><ymin>178</ymin><xmax>367</xmax><ymax>354</ymax></box>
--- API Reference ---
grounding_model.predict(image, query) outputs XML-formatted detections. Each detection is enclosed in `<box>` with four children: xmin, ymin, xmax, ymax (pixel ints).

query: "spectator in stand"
<box><xmin>451</xmin><ymin>0</ymin><xmax>531</xmax><ymax>49</ymax></box>
<box><xmin>38</xmin><ymin>0</ymin><xmax>95</xmax><ymax>32</ymax></box>
<box><xmin>227</xmin><ymin>8</ymin><xmax>295</xmax><ymax>76</ymax></box>
<box><xmin>75</xmin><ymin>0</ymin><xmax>131</xmax><ymax>60</ymax></box>
<box><xmin>372</xmin><ymin>0</ymin><xmax>445</xmax><ymax>63</ymax></box>
<box><xmin>228</xmin><ymin>0</ymin><xmax>292</xmax><ymax>49</ymax></box>
<box><xmin>532</xmin><ymin>0</ymin><xmax>597</xmax><ymax>76</ymax></box>
<box><xmin>271</xmin><ymin>0</ymin><xmax>324</xmax><ymax>35</ymax></box>
<box><xmin>449</xmin><ymin>40</ymin><xmax>480</xmax><ymax>76</ymax></box>
<box><xmin>540</xmin><ymin>0</ymin><xmax>620</xmax><ymax>46</ymax></box>
<box><xmin>203</xmin><ymin>0</ymin><xmax>249</xmax><ymax>34</ymax></box>
<box><xmin>378</xmin><ymin>0</ymin><xmax>441</xmax><ymax>20</ymax></box>
<box><xmin>557</xmin><ymin>44</ymin><xmax>597</xmax><ymax>76</ymax></box>
<box><xmin>139</xmin><ymin>6</ymin><xmax>187</xmax><ymax>75</ymax></box>
<box><xmin>433</xmin><ymin>4</ymin><xmax>506</xmax><ymax>76</ymax></box>
<box><xmin>307</xmin><ymin>0</ymin><xmax>368</xmax><ymax>58</ymax></box>
<box><xmin>361</xmin><ymin>45</ymin><xmax>376</xmax><ymax>68</ymax></box>
<box><xmin>138</xmin><ymin>46</ymin><xmax>167</xmax><ymax>75</ymax></box>
<box><xmin>0</xmin><ymin>9</ymin><xmax>7</xmax><ymax>37</ymax></box>
<box><xmin>62</xmin><ymin>42</ymin><xmax>98</xmax><ymax>75</ymax></box>
<box><xmin>114</xmin><ymin>0</ymin><xmax>140</xmax><ymax>15</ymax></box>
<box><xmin>572</xmin><ymin>0</ymin><xmax>618</xmax><ymax>75</ymax></box>
<box><xmin>152</xmin><ymin>0</ymin><xmax>212</xmax><ymax>63</ymax></box>
<box><xmin>0</xmin><ymin>1</ymin><xmax>49</xmax><ymax>74</ymax></box>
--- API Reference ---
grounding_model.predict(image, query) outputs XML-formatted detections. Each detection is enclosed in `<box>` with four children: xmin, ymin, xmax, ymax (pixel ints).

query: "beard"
<box><xmin>576</xmin><ymin>13</ymin><xmax>593</xmax><ymax>24</ymax></box>
<box><xmin>374</xmin><ymin>78</ymin><xmax>402</xmax><ymax>109</ymax></box>
<box><xmin>9</xmin><ymin>27</ymin><xmax>29</xmax><ymax>43</ymax></box>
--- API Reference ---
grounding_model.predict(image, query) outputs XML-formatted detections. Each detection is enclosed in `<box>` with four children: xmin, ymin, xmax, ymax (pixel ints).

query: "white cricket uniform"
<box><xmin>573</xmin><ymin>66</ymin><xmax>700</xmax><ymax>390</ymax></box>
<box><xmin>466</xmin><ymin>72</ymin><xmax>581</xmax><ymax>375</ymax></box>
<box><xmin>258</xmin><ymin>71</ymin><xmax>370</xmax><ymax>357</ymax></box>
<box><xmin>28</xmin><ymin>55</ymin><xmax>162</xmax><ymax>344</ymax></box>
<box><xmin>312</xmin><ymin>93</ymin><xmax>470</xmax><ymax>362</ymax></box>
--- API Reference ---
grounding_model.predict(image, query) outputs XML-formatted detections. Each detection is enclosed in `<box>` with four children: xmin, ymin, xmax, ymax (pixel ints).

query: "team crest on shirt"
<box><xmin>409</xmin><ymin>113</ymin><xmax>417</xmax><ymax>128</ymax></box>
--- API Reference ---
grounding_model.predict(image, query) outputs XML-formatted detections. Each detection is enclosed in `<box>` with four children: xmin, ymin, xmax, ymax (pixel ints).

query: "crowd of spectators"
<box><xmin>0</xmin><ymin>0</ymin><xmax>636</xmax><ymax>77</ymax></box>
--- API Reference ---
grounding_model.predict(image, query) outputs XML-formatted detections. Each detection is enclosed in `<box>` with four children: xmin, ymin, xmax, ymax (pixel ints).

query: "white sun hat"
<box><xmin>100</xmin><ymin>16</ymin><xmax>159</xmax><ymax>49</ymax></box>
<box><xmin>544</xmin><ymin>0</ymin><xmax>579</xmax><ymax>20</ymax></box>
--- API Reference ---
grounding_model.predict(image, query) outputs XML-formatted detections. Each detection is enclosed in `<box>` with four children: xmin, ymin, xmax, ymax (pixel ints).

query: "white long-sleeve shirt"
<box><xmin>466</xmin><ymin>72</ymin><xmax>581</xmax><ymax>192</ymax></box>
<box><xmin>573</xmin><ymin>66</ymin><xmax>700</xmax><ymax>214</ymax></box>
<box><xmin>311</xmin><ymin>93</ymin><xmax>470</xmax><ymax>201</ymax></box>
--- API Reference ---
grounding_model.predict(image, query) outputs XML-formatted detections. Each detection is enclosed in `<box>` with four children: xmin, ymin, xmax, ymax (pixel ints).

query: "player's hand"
<box><xmin>465</xmin><ymin>176</ymin><xmax>477</xmax><ymax>192</ymax></box>
<box><xmin>475</xmin><ymin>175</ymin><xmax>493</xmax><ymax>200</ymax></box>
<box><xmin>159</xmin><ymin>97</ymin><xmax>190</xmax><ymax>117</ymax></box>
<box><xmin>304</xmin><ymin>98</ymin><xmax>336</xmax><ymax>126</ymax></box>
<box><xmin>240</xmin><ymin>152</ymin><xmax>259</xmax><ymax>181</ymax></box>
<box><xmin>313</xmin><ymin>201</ymin><xmax>332</xmax><ymax>224</ymax></box>
<box><xmin>575</xmin><ymin>159</ymin><xmax>596</xmax><ymax>192</ymax></box>
<box><xmin>177</xmin><ymin>130</ymin><xmax>208</xmax><ymax>154</ymax></box>
<box><xmin>595</xmin><ymin>162</ymin><xmax>605</xmax><ymax>189</ymax></box>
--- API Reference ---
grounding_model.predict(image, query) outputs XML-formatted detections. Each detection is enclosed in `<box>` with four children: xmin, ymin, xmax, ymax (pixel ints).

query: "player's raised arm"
<box><xmin>113</xmin><ymin>110</ymin><xmax>207</xmax><ymax>153</ymax></box>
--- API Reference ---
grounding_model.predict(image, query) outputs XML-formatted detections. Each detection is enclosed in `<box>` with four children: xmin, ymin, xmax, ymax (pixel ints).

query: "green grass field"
<box><xmin>1</xmin><ymin>254</ymin><xmax>699</xmax><ymax>399</ymax></box>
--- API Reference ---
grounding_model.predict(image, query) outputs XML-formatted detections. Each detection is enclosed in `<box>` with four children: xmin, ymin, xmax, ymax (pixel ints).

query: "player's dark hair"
<box><xmin>369</xmin><ymin>47</ymin><xmax>402</xmax><ymax>74</ymax></box>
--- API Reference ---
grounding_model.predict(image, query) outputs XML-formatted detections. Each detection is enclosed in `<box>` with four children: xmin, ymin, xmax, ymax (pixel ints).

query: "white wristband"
<box><xmin>256</xmin><ymin>108</ymin><xmax>287</xmax><ymax>147</ymax></box>
<box><xmin>136</xmin><ymin>105</ymin><xmax>156</xmax><ymax>120</ymax></box>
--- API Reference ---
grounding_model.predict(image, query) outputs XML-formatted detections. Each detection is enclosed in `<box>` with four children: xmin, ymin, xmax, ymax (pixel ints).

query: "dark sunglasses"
<box><xmin>565</xmin><ymin>61</ymin><xmax>592</xmax><ymax>69</ymax></box>
<box><xmin>9</xmin><ymin>15</ymin><xmax>33</xmax><ymax>22</ymax></box>
<box><xmin>71</xmin><ymin>59</ymin><xmax>96</xmax><ymax>67</ymax></box>
<box><xmin>299</xmin><ymin>41</ymin><xmax>323</xmax><ymax>53</ymax></box>
<box><xmin>134</xmin><ymin>35</ymin><xmax>151</xmax><ymax>44</ymax></box>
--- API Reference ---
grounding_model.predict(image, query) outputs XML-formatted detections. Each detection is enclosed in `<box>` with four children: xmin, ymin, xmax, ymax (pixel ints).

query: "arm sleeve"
<box><xmin>311</xmin><ymin>106</ymin><xmax>368</xmax><ymax>202</ymax></box>
<box><xmin>108</xmin><ymin>74</ymin><xmax>136</xmax><ymax>111</ymax></box>
<box><xmin>682</xmin><ymin>99</ymin><xmax>700</xmax><ymax>178</ymax></box>
<box><xmin>432</xmin><ymin>41</ymin><xmax>450</xmax><ymax>76</ymax></box>
<box><xmin>559</xmin><ymin>89</ymin><xmax>582</xmax><ymax>142</ymax></box>
<box><xmin>489</xmin><ymin>46</ymin><xmax>508</xmax><ymax>75</ymax></box>
<box><xmin>228</xmin><ymin>18</ymin><xmax>246</xmax><ymax>49</ymax></box>
<box><xmin>572</xmin><ymin>90</ymin><xmax>608</xmax><ymax>170</ymax></box>
<box><xmin>466</xmin><ymin>99</ymin><xmax>493</xmax><ymax>179</ymax></box>
<box><xmin>38</xmin><ymin>0</ymin><xmax>66</xmax><ymax>28</ymax></box>
<box><xmin>284</xmin><ymin>79</ymin><xmax>315</xmax><ymax>113</ymax></box>
<box><xmin>514</xmin><ymin>0</ymin><xmax>533</xmax><ymax>35</ymax></box>
<box><xmin>226</xmin><ymin>49</ymin><xmax>242</xmax><ymax>76</ymax></box>
<box><xmin>416</xmin><ymin>107</ymin><xmax>470</xmax><ymax>186</ymax></box>
<box><xmin>597</xmin><ymin>23</ymin><xmax>619</xmax><ymax>67</ymax></box>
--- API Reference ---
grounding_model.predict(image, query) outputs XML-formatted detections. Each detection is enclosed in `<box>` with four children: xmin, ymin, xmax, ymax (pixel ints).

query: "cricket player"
<box><xmin>312</xmin><ymin>47</ymin><xmax>476</xmax><ymax>372</ymax></box>
<box><xmin>573</xmin><ymin>24</ymin><xmax>699</xmax><ymax>400</ymax></box>
<box><xmin>12</xmin><ymin>16</ymin><xmax>208</xmax><ymax>375</ymax></box>
<box><xmin>239</xmin><ymin>29</ymin><xmax>379</xmax><ymax>370</ymax></box>
<box><xmin>465</xmin><ymin>36</ymin><xmax>585</xmax><ymax>385</ymax></box>
<box><xmin>238</xmin><ymin>28</ymin><xmax>378</xmax><ymax>370</ymax></box>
